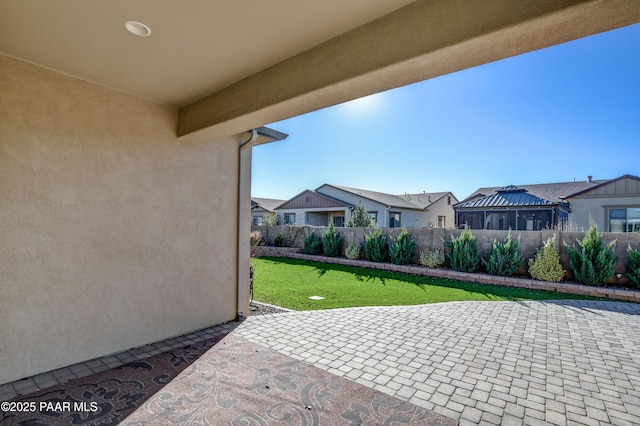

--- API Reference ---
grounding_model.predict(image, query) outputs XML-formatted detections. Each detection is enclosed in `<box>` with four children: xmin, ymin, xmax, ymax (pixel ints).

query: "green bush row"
<box><xmin>304</xmin><ymin>227</ymin><xmax>418</xmax><ymax>265</ymax></box>
<box><xmin>443</xmin><ymin>221</ymin><xmax>636</xmax><ymax>287</ymax></box>
<box><xmin>297</xmin><ymin>223</ymin><xmax>638</xmax><ymax>288</ymax></box>
<box><xmin>303</xmin><ymin>223</ymin><xmax>345</xmax><ymax>257</ymax></box>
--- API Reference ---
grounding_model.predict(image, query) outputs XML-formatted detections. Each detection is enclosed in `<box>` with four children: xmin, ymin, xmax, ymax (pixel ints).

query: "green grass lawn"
<box><xmin>252</xmin><ymin>257</ymin><xmax>604</xmax><ymax>311</ymax></box>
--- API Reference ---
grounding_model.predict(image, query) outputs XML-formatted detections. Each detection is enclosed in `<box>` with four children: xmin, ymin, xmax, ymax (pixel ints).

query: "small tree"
<box><xmin>483</xmin><ymin>230</ymin><xmax>523</xmax><ymax>277</ymax></box>
<box><xmin>263</xmin><ymin>213</ymin><xmax>278</xmax><ymax>226</ymax></box>
<box><xmin>347</xmin><ymin>201</ymin><xmax>375</xmax><ymax>227</ymax></box>
<box><xmin>627</xmin><ymin>245</ymin><xmax>640</xmax><ymax>287</ymax></box>
<box><xmin>443</xmin><ymin>227</ymin><xmax>480</xmax><ymax>272</ymax></box>
<box><xmin>389</xmin><ymin>228</ymin><xmax>416</xmax><ymax>265</ymax></box>
<box><xmin>303</xmin><ymin>232</ymin><xmax>323</xmax><ymax>255</ymax></box>
<box><xmin>322</xmin><ymin>223</ymin><xmax>343</xmax><ymax>257</ymax></box>
<box><xmin>564</xmin><ymin>220</ymin><xmax>616</xmax><ymax>286</ymax></box>
<box><xmin>364</xmin><ymin>229</ymin><xmax>388</xmax><ymax>262</ymax></box>
<box><xmin>529</xmin><ymin>235</ymin><xmax>565</xmax><ymax>282</ymax></box>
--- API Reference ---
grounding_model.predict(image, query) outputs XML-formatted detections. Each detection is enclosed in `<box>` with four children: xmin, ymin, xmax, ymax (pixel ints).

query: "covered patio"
<box><xmin>2</xmin><ymin>1</ymin><xmax>640</xmax><ymax>423</ymax></box>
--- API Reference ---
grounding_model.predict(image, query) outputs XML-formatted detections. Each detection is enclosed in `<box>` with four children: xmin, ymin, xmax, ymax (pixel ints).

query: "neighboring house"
<box><xmin>455</xmin><ymin>175</ymin><xmax>640</xmax><ymax>232</ymax></box>
<box><xmin>565</xmin><ymin>175</ymin><xmax>640</xmax><ymax>232</ymax></box>
<box><xmin>251</xmin><ymin>197</ymin><xmax>285</xmax><ymax>225</ymax></box>
<box><xmin>274</xmin><ymin>189</ymin><xmax>353</xmax><ymax>226</ymax></box>
<box><xmin>275</xmin><ymin>184</ymin><xmax>458</xmax><ymax>228</ymax></box>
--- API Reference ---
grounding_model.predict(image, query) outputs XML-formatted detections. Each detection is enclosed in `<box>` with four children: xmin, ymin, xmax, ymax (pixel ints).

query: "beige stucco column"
<box><xmin>236</xmin><ymin>128</ymin><xmax>288</xmax><ymax>320</ymax></box>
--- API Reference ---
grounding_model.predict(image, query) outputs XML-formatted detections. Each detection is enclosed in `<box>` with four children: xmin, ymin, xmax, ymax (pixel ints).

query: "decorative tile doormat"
<box><xmin>2</xmin><ymin>334</ymin><xmax>456</xmax><ymax>425</ymax></box>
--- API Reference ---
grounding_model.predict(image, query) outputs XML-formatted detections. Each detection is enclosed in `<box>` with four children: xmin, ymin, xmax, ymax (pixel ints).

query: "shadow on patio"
<box><xmin>1</xmin><ymin>316</ymin><xmax>455</xmax><ymax>425</ymax></box>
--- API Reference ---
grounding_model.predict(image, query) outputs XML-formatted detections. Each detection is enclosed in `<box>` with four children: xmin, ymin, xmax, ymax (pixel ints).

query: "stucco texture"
<box><xmin>0</xmin><ymin>54</ymin><xmax>240</xmax><ymax>384</ymax></box>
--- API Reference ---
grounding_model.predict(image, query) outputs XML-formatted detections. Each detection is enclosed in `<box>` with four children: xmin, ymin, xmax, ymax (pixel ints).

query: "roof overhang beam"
<box><xmin>177</xmin><ymin>0</ymin><xmax>640</xmax><ymax>143</ymax></box>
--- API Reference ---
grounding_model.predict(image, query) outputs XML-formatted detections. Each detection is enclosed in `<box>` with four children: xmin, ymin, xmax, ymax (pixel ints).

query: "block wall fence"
<box><xmin>251</xmin><ymin>225</ymin><xmax>640</xmax><ymax>285</ymax></box>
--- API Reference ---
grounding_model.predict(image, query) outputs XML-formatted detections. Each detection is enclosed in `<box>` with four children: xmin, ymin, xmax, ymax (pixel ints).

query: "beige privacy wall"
<box><xmin>0</xmin><ymin>54</ymin><xmax>240</xmax><ymax>384</ymax></box>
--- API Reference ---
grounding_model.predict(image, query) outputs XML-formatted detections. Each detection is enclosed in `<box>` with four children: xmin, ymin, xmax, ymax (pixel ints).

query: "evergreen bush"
<box><xmin>345</xmin><ymin>240</ymin><xmax>362</xmax><ymax>260</ymax></box>
<box><xmin>364</xmin><ymin>229</ymin><xmax>388</xmax><ymax>262</ymax></box>
<box><xmin>347</xmin><ymin>201</ymin><xmax>375</xmax><ymax>227</ymax></box>
<box><xmin>627</xmin><ymin>245</ymin><xmax>640</xmax><ymax>287</ymax></box>
<box><xmin>273</xmin><ymin>233</ymin><xmax>284</xmax><ymax>247</ymax></box>
<box><xmin>443</xmin><ymin>227</ymin><xmax>480</xmax><ymax>272</ymax></box>
<box><xmin>564</xmin><ymin>220</ymin><xmax>616</xmax><ymax>286</ymax></box>
<box><xmin>303</xmin><ymin>232</ymin><xmax>323</xmax><ymax>255</ymax></box>
<box><xmin>528</xmin><ymin>235</ymin><xmax>565</xmax><ymax>282</ymax></box>
<box><xmin>322</xmin><ymin>223</ymin><xmax>344</xmax><ymax>257</ymax></box>
<box><xmin>389</xmin><ymin>228</ymin><xmax>416</xmax><ymax>265</ymax></box>
<box><xmin>483</xmin><ymin>230</ymin><xmax>523</xmax><ymax>277</ymax></box>
<box><xmin>419</xmin><ymin>248</ymin><xmax>445</xmax><ymax>268</ymax></box>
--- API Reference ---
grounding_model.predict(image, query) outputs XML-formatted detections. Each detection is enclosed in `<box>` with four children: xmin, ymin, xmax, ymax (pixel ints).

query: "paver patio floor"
<box><xmin>3</xmin><ymin>300</ymin><xmax>640</xmax><ymax>425</ymax></box>
<box><xmin>235</xmin><ymin>300</ymin><xmax>640</xmax><ymax>425</ymax></box>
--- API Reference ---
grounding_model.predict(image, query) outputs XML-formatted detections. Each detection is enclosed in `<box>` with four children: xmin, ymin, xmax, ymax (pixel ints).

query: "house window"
<box><xmin>253</xmin><ymin>216</ymin><xmax>263</xmax><ymax>226</ymax></box>
<box><xmin>447</xmin><ymin>196</ymin><xmax>451</xmax><ymax>205</ymax></box>
<box><xmin>333</xmin><ymin>216</ymin><xmax>345</xmax><ymax>227</ymax></box>
<box><xmin>609</xmin><ymin>208</ymin><xmax>640</xmax><ymax>232</ymax></box>
<box><xmin>437</xmin><ymin>216</ymin><xmax>446</xmax><ymax>228</ymax></box>
<box><xmin>284</xmin><ymin>213</ymin><xmax>295</xmax><ymax>224</ymax></box>
<box><xmin>389</xmin><ymin>212</ymin><xmax>401</xmax><ymax>228</ymax></box>
<box><xmin>369</xmin><ymin>212</ymin><xmax>377</xmax><ymax>224</ymax></box>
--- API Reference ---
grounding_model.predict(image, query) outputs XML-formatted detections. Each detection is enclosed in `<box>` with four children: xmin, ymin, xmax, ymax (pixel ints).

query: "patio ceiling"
<box><xmin>0</xmin><ymin>0</ymin><xmax>413</xmax><ymax>108</ymax></box>
<box><xmin>2</xmin><ymin>0</ymin><xmax>639</xmax><ymax>142</ymax></box>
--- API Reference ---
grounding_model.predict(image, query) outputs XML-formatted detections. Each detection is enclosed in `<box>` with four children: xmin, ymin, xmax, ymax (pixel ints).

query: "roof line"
<box><xmin>562</xmin><ymin>174</ymin><xmax>640</xmax><ymax>199</ymax></box>
<box><xmin>318</xmin><ymin>183</ymin><xmax>430</xmax><ymax>211</ymax></box>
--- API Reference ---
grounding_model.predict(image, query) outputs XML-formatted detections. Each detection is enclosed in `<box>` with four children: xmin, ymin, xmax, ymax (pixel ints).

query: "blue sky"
<box><xmin>252</xmin><ymin>23</ymin><xmax>640</xmax><ymax>202</ymax></box>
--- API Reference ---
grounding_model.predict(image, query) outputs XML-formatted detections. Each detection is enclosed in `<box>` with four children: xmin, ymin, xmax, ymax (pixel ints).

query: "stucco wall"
<box><xmin>428</xmin><ymin>197</ymin><xmax>456</xmax><ymax>229</ymax></box>
<box><xmin>0</xmin><ymin>54</ymin><xmax>240</xmax><ymax>384</ymax></box>
<box><xmin>570</xmin><ymin>196</ymin><xmax>640</xmax><ymax>231</ymax></box>
<box><xmin>393</xmin><ymin>209</ymin><xmax>428</xmax><ymax>229</ymax></box>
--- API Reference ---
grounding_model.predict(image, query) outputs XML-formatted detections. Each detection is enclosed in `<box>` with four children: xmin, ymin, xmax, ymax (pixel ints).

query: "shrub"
<box><xmin>345</xmin><ymin>240</ymin><xmax>362</xmax><ymax>260</ymax></box>
<box><xmin>564</xmin><ymin>220</ymin><xmax>617</xmax><ymax>286</ymax></box>
<box><xmin>347</xmin><ymin>201</ymin><xmax>375</xmax><ymax>227</ymax></box>
<box><xmin>303</xmin><ymin>232</ymin><xmax>323</xmax><ymax>255</ymax></box>
<box><xmin>528</xmin><ymin>235</ymin><xmax>565</xmax><ymax>282</ymax></box>
<box><xmin>322</xmin><ymin>223</ymin><xmax>344</xmax><ymax>257</ymax></box>
<box><xmin>483</xmin><ymin>230</ymin><xmax>523</xmax><ymax>277</ymax></box>
<box><xmin>443</xmin><ymin>227</ymin><xmax>480</xmax><ymax>272</ymax></box>
<box><xmin>627</xmin><ymin>245</ymin><xmax>640</xmax><ymax>287</ymax></box>
<box><xmin>364</xmin><ymin>229</ymin><xmax>388</xmax><ymax>262</ymax></box>
<box><xmin>389</xmin><ymin>228</ymin><xmax>416</xmax><ymax>265</ymax></box>
<box><xmin>273</xmin><ymin>233</ymin><xmax>284</xmax><ymax>247</ymax></box>
<box><xmin>419</xmin><ymin>248</ymin><xmax>445</xmax><ymax>268</ymax></box>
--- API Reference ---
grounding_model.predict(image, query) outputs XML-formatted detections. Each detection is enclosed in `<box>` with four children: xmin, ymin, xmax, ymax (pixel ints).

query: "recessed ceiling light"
<box><xmin>124</xmin><ymin>21</ymin><xmax>151</xmax><ymax>37</ymax></box>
